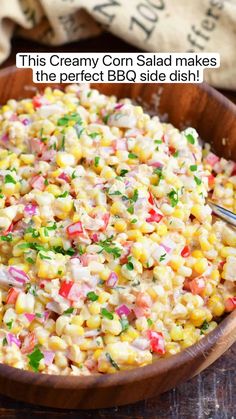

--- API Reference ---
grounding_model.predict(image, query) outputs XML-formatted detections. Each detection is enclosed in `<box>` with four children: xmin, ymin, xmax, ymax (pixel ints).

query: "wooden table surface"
<box><xmin>0</xmin><ymin>33</ymin><xmax>235</xmax><ymax>419</ymax></box>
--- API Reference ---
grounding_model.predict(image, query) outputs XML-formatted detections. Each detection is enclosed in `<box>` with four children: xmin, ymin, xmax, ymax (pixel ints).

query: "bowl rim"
<box><xmin>0</xmin><ymin>66</ymin><xmax>235</xmax><ymax>390</ymax></box>
<box><xmin>0</xmin><ymin>310</ymin><xmax>235</xmax><ymax>389</ymax></box>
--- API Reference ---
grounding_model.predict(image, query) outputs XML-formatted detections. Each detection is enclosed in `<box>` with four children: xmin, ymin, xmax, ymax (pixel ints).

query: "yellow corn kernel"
<box><xmin>126</xmin><ymin>230</ymin><xmax>143</xmax><ymax>241</ymax></box>
<box><xmin>191</xmin><ymin>250</ymin><xmax>203</xmax><ymax>258</ymax></box>
<box><xmin>140</xmin><ymin>222</ymin><xmax>155</xmax><ymax>234</ymax></box>
<box><xmin>38</xmin><ymin>227</ymin><xmax>51</xmax><ymax>243</ymax></box>
<box><xmin>114</xmin><ymin>219</ymin><xmax>127</xmax><ymax>233</ymax></box>
<box><xmin>54</xmin><ymin>352</ymin><xmax>68</xmax><ymax>369</ymax></box>
<box><xmin>100</xmin><ymin>166</ymin><xmax>116</xmax><ymax>180</ymax></box>
<box><xmin>71</xmin><ymin>145</ymin><xmax>82</xmax><ymax>161</ymax></box>
<box><xmin>64</xmin><ymin>324</ymin><xmax>84</xmax><ymax>336</ymax></box>
<box><xmin>45</xmin><ymin>184</ymin><xmax>61</xmax><ymax>196</ymax></box>
<box><xmin>165</xmin><ymin>342</ymin><xmax>181</xmax><ymax>355</ymax></box>
<box><xmin>100</xmin><ymin>268</ymin><xmax>110</xmax><ymax>281</ymax></box>
<box><xmin>98</xmin><ymin>360</ymin><xmax>109</xmax><ymax>373</ymax></box>
<box><xmin>56</xmin><ymin>152</ymin><xmax>75</xmax><ymax>168</ymax></box>
<box><xmin>98</xmin><ymin>291</ymin><xmax>110</xmax><ymax>304</ymax></box>
<box><xmin>207</xmin><ymin>295</ymin><xmax>225</xmax><ymax>317</ymax></box>
<box><xmin>103</xmin><ymin>334</ymin><xmax>118</xmax><ymax>344</ymax></box>
<box><xmin>210</xmin><ymin>269</ymin><xmax>220</xmax><ymax>282</ymax></box>
<box><xmin>15</xmin><ymin>293</ymin><xmax>35</xmax><ymax>314</ymax></box>
<box><xmin>55</xmin><ymin>316</ymin><xmax>70</xmax><ymax>335</ymax></box>
<box><xmin>199</xmin><ymin>237</ymin><xmax>212</xmax><ymax>251</ymax></box>
<box><xmin>131</xmin><ymin>243</ymin><xmax>142</xmax><ymax>260</ymax></box>
<box><xmin>48</xmin><ymin>336</ymin><xmax>68</xmax><ymax>351</ymax></box>
<box><xmin>170</xmin><ymin>255</ymin><xmax>184</xmax><ymax>271</ymax></box>
<box><xmin>208</xmin><ymin>233</ymin><xmax>217</xmax><ymax>244</ymax></box>
<box><xmin>110</xmin><ymin>201</ymin><xmax>124</xmax><ymax>216</ymax></box>
<box><xmin>120</xmin><ymin>327</ymin><xmax>139</xmax><ymax>342</ymax></box>
<box><xmin>71</xmin><ymin>315</ymin><xmax>84</xmax><ymax>326</ymax></box>
<box><xmin>86</xmin><ymin>315</ymin><xmax>101</xmax><ymax>329</ymax></box>
<box><xmin>170</xmin><ymin>325</ymin><xmax>184</xmax><ymax>341</ymax></box>
<box><xmin>100</xmin><ymin>137</ymin><xmax>112</xmax><ymax>146</ymax></box>
<box><xmin>220</xmin><ymin>246</ymin><xmax>236</xmax><ymax>258</ymax></box>
<box><xmin>140</xmin><ymin>248</ymin><xmax>149</xmax><ymax>265</ymax></box>
<box><xmin>93</xmin><ymin>349</ymin><xmax>103</xmax><ymax>360</ymax></box>
<box><xmin>8</xmin><ymin>257</ymin><xmax>23</xmax><ymax>266</ymax></box>
<box><xmin>88</xmin><ymin>302</ymin><xmax>101</xmax><ymax>315</ymax></box>
<box><xmin>20</xmin><ymin>154</ymin><xmax>35</xmax><ymax>165</ymax></box>
<box><xmin>155</xmin><ymin>224</ymin><xmax>168</xmax><ymax>236</ymax></box>
<box><xmin>191</xmin><ymin>204</ymin><xmax>202</xmax><ymax>221</ymax></box>
<box><xmin>193</xmin><ymin>258</ymin><xmax>208</xmax><ymax>275</ymax></box>
<box><xmin>190</xmin><ymin>308</ymin><xmax>206</xmax><ymax>327</ymax></box>
<box><xmin>172</xmin><ymin>209</ymin><xmax>184</xmax><ymax>219</ymax></box>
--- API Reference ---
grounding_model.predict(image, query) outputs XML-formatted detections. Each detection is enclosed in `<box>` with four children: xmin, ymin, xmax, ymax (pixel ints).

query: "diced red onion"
<box><xmin>24</xmin><ymin>203</ymin><xmax>37</xmax><ymax>216</ymax></box>
<box><xmin>114</xmin><ymin>103</ymin><xmax>124</xmax><ymax>110</ymax></box>
<box><xmin>148</xmin><ymin>161</ymin><xmax>163</xmax><ymax>168</ymax></box>
<box><xmin>24</xmin><ymin>313</ymin><xmax>35</xmax><ymax>322</ymax></box>
<box><xmin>1</xmin><ymin>133</ymin><xmax>9</xmax><ymax>142</ymax></box>
<box><xmin>58</xmin><ymin>172</ymin><xmax>70</xmax><ymax>182</ymax></box>
<box><xmin>106</xmin><ymin>272</ymin><xmax>118</xmax><ymax>288</ymax></box>
<box><xmin>6</xmin><ymin>333</ymin><xmax>21</xmax><ymax>347</ymax></box>
<box><xmin>115</xmin><ymin>304</ymin><xmax>131</xmax><ymax>317</ymax></box>
<box><xmin>43</xmin><ymin>350</ymin><xmax>55</xmax><ymax>366</ymax></box>
<box><xmin>9</xmin><ymin>267</ymin><xmax>30</xmax><ymax>284</ymax></box>
<box><xmin>22</xmin><ymin>118</ymin><xmax>30</xmax><ymax>126</ymax></box>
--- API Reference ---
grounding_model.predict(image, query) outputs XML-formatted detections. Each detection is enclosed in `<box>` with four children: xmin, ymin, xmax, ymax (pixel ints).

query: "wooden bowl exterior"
<box><xmin>0</xmin><ymin>67</ymin><xmax>235</xmax><ymax>409</ymax></box>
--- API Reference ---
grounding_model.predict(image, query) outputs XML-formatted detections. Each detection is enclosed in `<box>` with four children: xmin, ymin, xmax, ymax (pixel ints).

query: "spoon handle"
<box><xmin>208</xmin><ymin>201</ymin><xmax>236</xmax><ymax>228</ymax></box>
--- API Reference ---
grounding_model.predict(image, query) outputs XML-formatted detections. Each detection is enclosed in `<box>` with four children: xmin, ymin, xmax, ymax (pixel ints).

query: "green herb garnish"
<box><xmin>57</xmin><ymin>112</ymin><xmax>82</xmax><ymax>127</ymax></box>
<box><xmin>190</xmin><ymin>165</ymin><xmax>197</xmax><ymax>172</ymax></box>
<box><xmin>101</xmin><ymin>308</ymin><xmax>114</xmax><ymax>320</ymax></box>
<box><xmin>0</xmin><ymin>234</ymin><xmax>13</xmax><ymax>242</ymax></box>
<box><xmin>87</xmin><ymin>291</ymin><xmax>99</xmax><ymax>302</ymax></box>
<box><xmin>128</xmin><ymin>152</ymin><xmax>138</xmax><ymax>159</ymax></box>
<box><xmin>4</xmin><ymin>174</ymin><xmax>16</xmax><ymax>184</ymax></box>
<box><xmin>6</xmin><ymin>320</ymin><xmax>13</xmax><ymax>330</ymax></box>
<box><xmin>167</xmin><ymin>189</ymin><xmax>178</xmax><ymax>207</ymax></box>
<box><xmin>186</xmin><ymin>133</ymin><xmax>195</xmax><ymax>144</ymax></box>
<box><xmin>97</xmin><ymin>236</ymin><xmax>122</xmax><ymax>259</ymax></box>
<box><xmin>27</xmin><ymin>347</ymin><xmax>44</xmax><ymax>372</ymax></box>
<box><xmin>105</xmin><ymin>352</ymin><xmax>120</xmax><ymax>370</ymax></box>
<box><xmin>94</xmin><ymin>156</ymin><xmax>100</xmax><ymax>167</ymax></box>
<box><xmin>63</xmin><ymin>307</ymin><xmax>74</xmax><ymax>315</ymax></box>
<box><xmin>194</xmin><ymin>176</ymin><xmax>202</xmax><ymax>185</ymax></box>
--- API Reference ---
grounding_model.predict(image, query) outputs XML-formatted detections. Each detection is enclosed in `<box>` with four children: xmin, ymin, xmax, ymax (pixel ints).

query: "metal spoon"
<box><xmin>208</xmin><ymin>201</ymin><xmax>236</xmax><ymax>228</ymax></box>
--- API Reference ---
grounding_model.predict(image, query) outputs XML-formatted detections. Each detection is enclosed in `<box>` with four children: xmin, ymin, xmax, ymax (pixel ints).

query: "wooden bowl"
<box><xmin>0</xmin><ymin>67</ymin><xmax>235</xmax><ymax>409</ymax></box>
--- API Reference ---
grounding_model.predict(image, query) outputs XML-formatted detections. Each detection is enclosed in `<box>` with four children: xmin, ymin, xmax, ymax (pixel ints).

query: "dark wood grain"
<box><xmin>0</xmin><ymin>35</ymin><xmax>235</xmax><ymax>416</ymax></box>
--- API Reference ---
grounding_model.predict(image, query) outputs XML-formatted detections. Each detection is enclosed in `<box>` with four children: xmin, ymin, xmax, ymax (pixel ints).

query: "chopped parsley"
<box><xmin>26</xmin><ymin>284</ymin><xmax>37</xmax><ymax>296</ymax></box>
<box><xmin>127</xmin><ymin>205</ymin><xmax>134</xmax><ymax>215</ymax></box>
<box><xmin>190</xmin><ymin>165</ymin><xmax>197</xmax><ymax>172</ymax></box>
<box><xmin>26</xmin><ymin>257</ymin><xmax>34</xmax><ymax>264</ymax></box>
<box><xmin>89</xmin><ymin>132</ymin><xmax>100</xmax><ymax>139</ymax></box>
<box><xmin>87</xmin><ymin>291</ymin><xmax>99</xmax><ymax>302</ymax></box>
<box><xmin>4</xmin><ymin>174</ymin><xmax>16</xmax><ymax>184</ymax></box>
<box><xmin>126</xmin><ymin>257</ymin><xmax>134</xmax><ymax>271</ymax></box>
<box><xmin>101</xmin><ymin>308</ymin><xmax>114</xmax><ymax>320</ymax></box>
<box><xmin>153</xmin><ymin>167</ymin><xmax>164</xmax><ymax>185</ymax></box>
<box><xmin>109</xmin><ymin>190</ymin><xmax>122</xmax><ymax>196</ymax></box>
<box><xmin>97</xmin><ymin>236</ymin><xmax>122</xmax><ymax>259</ymax></box>
<box><xmin>186</xmin><ymin>133</ymin><xmax>195</xmax><ymax>144</ymax></box>
<box><xmin>159</xmin><ymin>253</ymin><xmax>166</xmax><ymax>262</ymax></box>
<box><xmin>27</xmin><ymin>347</ymin><xmax>44</xmax><ymax>372</ymax></box>
<box><xmin>57</xmin><ymin>191</ymin><xmax>69</xmax><ymax>198</ymax></box>
<box><xmin>200</xmin><ymin>320</ymin><xmax>209</xmax><ymax>335</ymax></box>
<box><xmin>6</xmin><ymin>320</ymin><xmax>13</xmax><ymax>330</ymax></box>
<box><xmin>63</xmin><ymin>307</ymin><xmax>74</xmax><ymax>315</ymax></box>
<box><xmin>0</xmin><ymin>234</ymin><xmax>13</xmax><ymax>242</ymax></box>
<box><xmin>105</xmin><ymin>352</ymin><xmax>120</xmax><ymax>370</ymax></box>
<box><xmin>53</xmin><ymin>246</ymin><xmax>75</xmax><ymax>256</ymax></box>
<box><xmin>2</xmin><ymin>337</ymin><xmax>7</xmax><ymax>346</ymax></box>
<box><xmin>194</xmin><ymin>176</ymin><xmax>202</xmax><ymax>185</ymax></box>
<box><xmin>57</xmin><ymin>112</ymin><xmax>82</xmax><ymax>127</ymax></box>
<box><xmin>128</xmin><ymin>152</ymin><xmax>138</xmax><ymax>159</ymax></box>
<box><xmin>131</xmin><ymin>218</ymin><xmax>137</xmax><ymax>224</ymax></box>
<box><xmin>103</xmin><ymin>114</ymin><xmax>110</xmax><ymax>124</ymax></box>
<box><xmin>167</xmin><ymin>189</ymin><xmax>178</xmax><ymax>207</ymax></box>
<box><xmin>119</xmin><ymin>169</ymin><xmax>129</xmax><ymax>177</ymax></box>
<box><xmin>173</xmin><ymin>151</ymin><xmax>179</xmax><ymax>158</ymax></box>
<box><xmin>147</xmin><ymin>318</ymin><xmax>153</xmax><ymax>327</ymax></box>
<box><xmin>94</xmin><ymin>156</ymin><xmax>100</xmax><ymax>167</ymax></box>
<box><xmin>39</xmin><ymin>253</ymin><xmax>52</xmax><ymax>260</ymax></box>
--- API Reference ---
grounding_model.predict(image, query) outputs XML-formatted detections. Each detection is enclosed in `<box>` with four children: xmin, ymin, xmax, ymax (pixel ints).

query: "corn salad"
<box><xmin>0</xmin><ymin>84</ymin><xmax>234</xmax><ymax>375</ymax></box>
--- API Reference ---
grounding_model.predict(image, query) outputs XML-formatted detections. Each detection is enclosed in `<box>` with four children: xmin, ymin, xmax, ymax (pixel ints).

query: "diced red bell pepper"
<box><xmin>230</xmin><ymin>162</ymin><xmax>236</xmax><ymax>176</ymax></box>
<box><xmin>181</xmin><ymin>245</ymin><xmax>191</xmax><ymax>258</ymax></box>
<box><xmin>6</xmin><ymin>287</ymin><xmax>19</xmax><ymax>305</ymax></box>
<box><xmin>169</xmin><ymin>146</ymin><xmax>176</xmax><ymax>155</ymax></box>
<box><xmin>147</xmin><ymin>330</ymin><xmax>165</xmax><ymax>355</ymax></box>
<box><xmin>225</xmin><ymin>297</ymin><xmax>236</xmax><ymax>312</ymax></box>
<box><xmin>21</xmin><ymin>332</ymin><xmax>36</xmax><ymax>354</ymax></box>
<box><xmin>59</xmin><ymin>281</ymin><xmax>74</xmax><ymax>298</ymax></box>
<box><xmin>2</xmin><ymin>222</ymin><xmax>14</xmax><ymax>236</ymax></box>
<box><xmin>148</xmin><ymin>192</ymin><xmax>155</xmax><ymax>206</ymax></box>
<box><xmin>66</xmin><ymin>221</ymin><xmax>83</xmax><ymax>238</ymax></box>
<box><xmin>189</xmin><ymin>277</ymin><xmax>206</xmax><ymax>296</ymax></box>
<box><xmin>32</xmin><ymin>95</ymin><xmax>43</xmax><ymax>109</ymax></box>
<box><xmin>146</xmin><ymin>209</ymin><xmax>163</xmax><ymax>223</ymax></box>
<box><xmin>30</xmin><ymin>175</ymin><xmax>45</xmax><ymax>191</ymax></box>
<box><xmin>208</xmin><ymin>174</ymin><xmax>215</xmax><ymax>187</ymax></box>
<box><xmin>30</xmin><ymin>138</ymin><xmax>46</xmax><ymax>155</ymax></box>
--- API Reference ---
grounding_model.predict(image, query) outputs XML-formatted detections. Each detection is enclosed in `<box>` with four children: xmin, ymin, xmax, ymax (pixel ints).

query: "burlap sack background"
<box><xmin>0</xmin><ymin>0</ymin><xmax>235</xmax><ymax>89</ymax></box>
